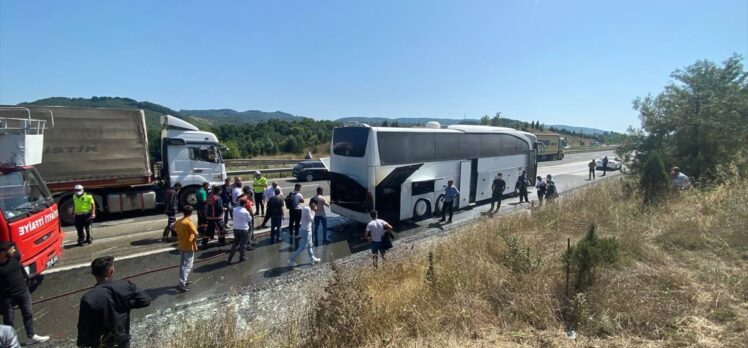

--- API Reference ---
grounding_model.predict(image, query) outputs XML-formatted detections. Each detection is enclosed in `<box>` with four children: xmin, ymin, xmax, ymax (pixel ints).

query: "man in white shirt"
<box><xmin>365</xmin><ymin>210</ymin><xmax>394</xmax><ymax>268</ymax></box>
<box><xmin>228</xmin><ymin>199</ymin><xmax>252</xmax><ymax>264</ymax></box>
<box><xmin>312</xmin><ymin>187</ymin><xmax>331</xmax><ymax>246</ymax></box>
<box><xmin>288</xmin><ymin>198</ymin><xmax>320</xmax><ymax>267</ymax></box>
<box><xmin>259</xmin><ymin>182</ymin><xmax>283</xmax><ymax>229</ymax></box>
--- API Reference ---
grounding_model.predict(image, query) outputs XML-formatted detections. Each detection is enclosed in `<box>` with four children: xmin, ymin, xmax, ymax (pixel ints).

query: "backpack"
<box><xmin>285</xmin><ymin>192</ymin><xmax>296</xmax><ymax>210</ymax></box>
<box><xmin>546</xmin><ymin>182</ymin><xmax>558</xmax><ymax>198</ymax></box>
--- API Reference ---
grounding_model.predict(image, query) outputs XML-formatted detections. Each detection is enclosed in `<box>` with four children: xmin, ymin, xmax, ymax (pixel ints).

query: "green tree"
<box><xmin>631</xmin><ymin>55</ymin><xmax>748</xmax><ymax>182</ymax></box>
<box><xmin>382</xmin><ymin>120</ymin><xmax>389</xmax><ymax>127</ymax></box>
<box><xmin>480</xmin><ymin>115</ymin><xmax>489</xmax><ymax>125</ymax></box>
<box><xmin>639</xmin><ymin>153</ymin><xmax>671</xmax><ymax>204</ymax></box>
<box><xmin>490</xmin><ymin>112</ymin><xmax>501</xmax><ymax>126</ymax></box>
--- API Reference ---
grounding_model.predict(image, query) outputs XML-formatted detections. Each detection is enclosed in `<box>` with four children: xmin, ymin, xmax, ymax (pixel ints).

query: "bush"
<box><xmin>638</xmin><ymin>153</ymin><xmax>670</xmax><ymax>204</ymax></box>
<box><xmin>564</xmin><ymin>225</ymin><xmax>619</xmax><ymax>292</ymax></box>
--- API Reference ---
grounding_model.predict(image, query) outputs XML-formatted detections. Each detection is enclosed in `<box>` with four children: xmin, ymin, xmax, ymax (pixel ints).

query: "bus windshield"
<box><xmin>332</xmin><ymin>127</ymin><xmax>369</xmax><ymax>157</ymax></box>
<box><xmin>0</xmin><ymin>168</ymin><xmax>53</xmax><ymax>221</ymax></box>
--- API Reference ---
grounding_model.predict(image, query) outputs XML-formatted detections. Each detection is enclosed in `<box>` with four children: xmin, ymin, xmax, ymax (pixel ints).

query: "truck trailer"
<box><xmin>18</xmin><ymin>106</ymin><xmax>227</xmax><ymax>225</ymax></box>
<box><xmin>534</xmin><ymin>133</ymin><xmax>566</xmax><ymax>161</ymax></box>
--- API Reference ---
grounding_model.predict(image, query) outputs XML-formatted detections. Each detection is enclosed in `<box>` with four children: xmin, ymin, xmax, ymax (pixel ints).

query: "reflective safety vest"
<box><xmin>73</xmin><ymin>194</ymin><xmax>95</xmax><ymax>214</ymax></box>
<box><xmin>253</xmin><ymin>177</ymin><xmax>267</xmax><ymax>193</ymax></box>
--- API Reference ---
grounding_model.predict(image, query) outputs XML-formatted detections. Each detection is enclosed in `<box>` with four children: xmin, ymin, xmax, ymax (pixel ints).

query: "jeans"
<box><xmin>270</xmin><ymin>216</ymin><xmax>282</xmax><ymax>243</ymax></box>
<box><xmin>289</xmin><ymin>209</ymin><xmax>302</xmax><ymax>239</ymax></box>
<box><xmin>589</xmin><ymin>169</ymin><xmax>595</xmax><ymax>180</ymax></box>
<box><xmin>313</xmin><ymin>215</ymin><xmax>328</xmax><ymax>245</ymax></box>
<box><xmin>489</xmin><ymin>196</ymin><xmax>502</xmax><ymax>211</ymax></box>
<box><xmin>254</xmin><ymin>192</ymin><xmax>265</xmax><ymax>215</ymax></box>
<box><xmin>75</xmin><ymin>213</ymin><xmax>92</xmax><ymax>243</ymax></box>
<box><xmin>1</xmin><ymin>289</ymin><xmax>35</xmax><ymax>338</ymax></box>
<box><xmin>441</xmin><ymin>200</ymin><xmax>454</xmax><ymax>221</ymax></box>
<box><xmin>179</xmin><ymin>251</ymin><xmax>195</xmax><ymax>287</ymax></box>
<box><xmin>229</xmin><ymin>229</ymin><xmax>248</xmax><ymax>261</ymax></box>
<box><xmin>290</xmin><ymin>228</ymin><xmax>315</xmax><ymax>262</ymax></box>
<box><xmin>163</xmin><ymin>212</ymin><xmax>176</xmax><ymax>239</ymax></box>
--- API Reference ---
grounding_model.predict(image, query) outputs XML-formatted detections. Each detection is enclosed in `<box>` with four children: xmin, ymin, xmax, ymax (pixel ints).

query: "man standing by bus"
<box><xmin>312</xmin><ymin>187</ymin><xmax>331</xmax><ymax>246</ymax></box>
<box><xmin>439</xmin><ymin>180</ymin><xmax>460</xmax><ymax>223</ymax></box>
<box><xmin>196</xmin><ymin>182</ymin><xmax>209</xmax><ymax>232</ymax></box>
<box><xmin>515</xmin><ymin>171</ymin><xmax>530</xmax><ymax>203</ymax></box>
<box><xmin>73</xmin><ymin>184</ymin><xmax>96</xmax><ymax>246</ymax></box>
<box><xmin>252</xmin><ymin>171</ymin><xmax>267</xmax><ymax>217</ymax></box>
<box><xmin>488</xmin><ymin>173</ymin><xmax>506</xmax><ymax>213</ymax></box>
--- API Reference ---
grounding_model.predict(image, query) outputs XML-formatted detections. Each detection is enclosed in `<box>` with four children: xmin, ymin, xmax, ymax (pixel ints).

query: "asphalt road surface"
<box><xmin>18</xmin><ymin>150</ymin><xmax>619</xmax><ymax>346</ymax></box>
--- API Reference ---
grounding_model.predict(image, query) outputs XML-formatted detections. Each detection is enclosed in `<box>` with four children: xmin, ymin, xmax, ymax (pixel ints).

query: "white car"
<box><xmin>596</xmin><ymin>157</ymin><xmax>622</xmax><ymax>171</ymax></box>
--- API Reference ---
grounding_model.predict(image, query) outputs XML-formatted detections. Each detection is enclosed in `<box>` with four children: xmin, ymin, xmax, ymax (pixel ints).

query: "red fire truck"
<box><xmin>0</xmin><ymin>107</ymin><xmax>63</xmax><ymax>276</ymax></box>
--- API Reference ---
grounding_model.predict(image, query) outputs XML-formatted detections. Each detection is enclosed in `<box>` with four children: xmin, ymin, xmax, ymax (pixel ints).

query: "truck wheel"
<box><xmin>179</xmin><ymin>186</ymin><xmax>198</xmax><ymax>209</ymax></box>
<box><xmin>412</xmin><ymin>199</ymin><xmax>431</xmax><ymax>220</ymax></box>
<box><xmin>59</xmin><ymin>198</ymin><xmax>75</xmax><ymax>226</ymax></box>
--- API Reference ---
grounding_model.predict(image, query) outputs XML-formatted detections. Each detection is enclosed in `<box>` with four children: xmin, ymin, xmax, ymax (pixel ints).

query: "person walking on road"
<box><xmin>196</xmin><ymin>182</ymin><xmax>209</xmax><ymax>233</ymax></box>
<box><xmin>203</xmin><ymin>186</ymin><xmax>225</xmax><ymax>248</ymax></box>
<box><xmin>0</xmin><ymin>242</ymin><xmax>49</xmax><ymax>345</ymax></box>
<box><xmin>73</xmin><ymin>184</ymin><xmax>96</xmax><ymax>246</ymax></box>
<box><xmin>174</xmin><ymin>206</ymin><xmax>198</xmax><ymax>292</ymax></box>
<box><xmin>288</xmin><ymin>198</ymin><xmax>321</xmax><ymax>267</ymax></box>
<box><xmin>286</xmin><ymin>183</ymin><xmax>305</xmax><ymax>249</ymax></box>
<box><xmin>252</xmin><ymin>171</ymin><xmax>268</xmax><ymax>217</ymax></box>
<box><xmin>601</xmin><ymin>156</ymin><xmax>609</xmax><ymax>176</ymax></box>
<box><xmin>228</xmin><ymin>199</ymin><xmax>252</xmax><ymax>264</ymax></box>
<box><xmin>267</xmin><ymin>188</ymin><xmax>285</xmax><ymax>244</ymax></box>
<box><xmin>488</xmin><ymin>173</ymin><xmax>506</xmax><ymax>213</ymax></box>
<box><xmin>588</xmin><ymin>159</ymin><xmax>596</xmax><ymax>180</ymax></box>
<box><xmin>439</xmin><ymin>180</ymin><xmax>460</xmax><ymax>223</ymax></box>
<box><xmin>312</xmin><ymin>187</ymin><xmax>331</xmax><ymax>246</ymax></box>
<box><xmin>365</xmin><ymin>210</ymin><xmax>394</xmax><ymax>268</ymax></box>
<box><xmin>535</xmin><ymin>176</ymin><xmax>547</xmax><ymax>207</ymax></box>
<box><xmin>259</xmin><ymin>182</ymin><xmax>283</xmax><ymax>229</ymax></box>
<box><xmin>162</xmin><ymin>182</ymin><xmax>181</xmax><ymax>242</ymax></box>
<box><xmin>220</xmin><ymin>178</ymin><xmax>233</xmax><ymax>227</ymax></box>
<box><xmin>77</xmin><ymin>256</ymin><xmax>151</xmax><ymax>348</ymax></box>
<box><xmin>515</xmin><ymin>170</ymin><xmax>530</xmax><ymax>203</ymax></box>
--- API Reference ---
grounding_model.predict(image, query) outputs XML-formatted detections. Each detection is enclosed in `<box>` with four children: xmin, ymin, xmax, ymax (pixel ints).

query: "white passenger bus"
<box><xmin>329</xmin><ymin>123</ymin><xmax>538</xmax><ymax>224</ymax></box>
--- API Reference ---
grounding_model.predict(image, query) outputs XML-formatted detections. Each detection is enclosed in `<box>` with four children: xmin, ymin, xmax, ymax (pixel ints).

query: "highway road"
<box><xmin>18</xmin><ymin>150</ymin><xmax>619</xmax><ymax>346</ymax></box>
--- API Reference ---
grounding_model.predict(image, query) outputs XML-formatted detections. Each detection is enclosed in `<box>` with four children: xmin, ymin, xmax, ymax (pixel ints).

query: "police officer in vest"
<box><xmin>73</xmin><ymin>185</ymin><xmax>96</xmax><ymax>246</ymax></box>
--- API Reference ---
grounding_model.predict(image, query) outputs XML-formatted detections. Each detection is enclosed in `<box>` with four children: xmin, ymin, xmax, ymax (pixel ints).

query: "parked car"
<box><xmin>292</xmin><ymin>160</ymin><xmax>329</xmax><ymax>182</ymax></box>
<box><xmin>595</xmin><ymin>157</ymin><xmax>622</xmax><ymax>171</ymax></box>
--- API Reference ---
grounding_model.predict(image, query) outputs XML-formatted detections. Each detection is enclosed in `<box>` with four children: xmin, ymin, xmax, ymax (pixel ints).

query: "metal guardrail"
<box><xmin>224</xmin><ymin>159</ymin><xmax>305</xmax><ymax>167</ymax></box>
<box><xmin>564</xmin><ymin>146</ymin><xmax>619</xmax><ymax>156</ymax></box>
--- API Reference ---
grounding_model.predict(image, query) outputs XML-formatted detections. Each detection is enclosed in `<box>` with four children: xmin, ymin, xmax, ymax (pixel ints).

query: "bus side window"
<box><xmin>412</xmin><ymin>181</ymin><xmax>435</xmax><ymax>195</ymax></box>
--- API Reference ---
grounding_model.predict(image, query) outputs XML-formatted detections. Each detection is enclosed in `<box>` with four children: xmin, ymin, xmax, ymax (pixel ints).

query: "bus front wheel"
<box><xmin>412</xmin><ymin>199</ymin><xmax>431</xmax><ymax>220</ymax></box>
<box><xmin>433</xmin><ymin>195</ymin><xmax>445</xmax><ymax>215</ymax></box>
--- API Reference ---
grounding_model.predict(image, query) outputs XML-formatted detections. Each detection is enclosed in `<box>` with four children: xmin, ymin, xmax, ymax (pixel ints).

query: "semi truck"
<box><xmin>535</xmin><ymin>133</ymin><xmax>566</xmax><ymax>161</ymax></box>
<box><xmin>1</xmin><ymin>107</ymin><xmax>64</xmax><ymax>276</ymax></box>
<box><xmin>18</xmin><ymin>106</ymin><xmax>227</xmax><ymax>225</ymax></box>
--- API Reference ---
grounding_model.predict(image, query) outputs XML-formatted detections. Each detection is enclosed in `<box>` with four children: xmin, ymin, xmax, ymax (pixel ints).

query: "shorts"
<box><xmin>371</xmin><ymin>241</ymin><xmax>387</xmax><ymax>255</ymax></box>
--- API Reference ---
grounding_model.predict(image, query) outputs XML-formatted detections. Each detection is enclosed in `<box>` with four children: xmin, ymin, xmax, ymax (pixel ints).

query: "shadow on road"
<box><xmin>262</xmin><ymin>266</ymin><xmax>294</xmax><ymax>278</ymax></box>
<box><xmin>145</xmin><ymin>286</ymin><xmax>180</xmax><ymax>300</ymax></box>
<box><xmin>130</xmin><ymin>238</ymin><xmax>166</xmax><ymax>246</ymax></box>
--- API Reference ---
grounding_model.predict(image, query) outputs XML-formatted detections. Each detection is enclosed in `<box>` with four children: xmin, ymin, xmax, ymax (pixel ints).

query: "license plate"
<box><xmin>46</xmin><ymin>255</ymin><xmax>58</xmax><ymax>268</ymax></box>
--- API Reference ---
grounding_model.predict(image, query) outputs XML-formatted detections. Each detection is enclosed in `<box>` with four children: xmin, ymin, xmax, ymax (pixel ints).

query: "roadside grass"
<box><xmin>161</xmin><ymin>176</ymin><xmax>747</xmax><ymax>347</ymax></box>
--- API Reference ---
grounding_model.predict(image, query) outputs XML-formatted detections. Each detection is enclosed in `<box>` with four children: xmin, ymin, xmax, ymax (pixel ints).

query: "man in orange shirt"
<box><xmin>174</xmin><ymin>205</ymin><xmax>198</xmax><ymax>293</ymax></box>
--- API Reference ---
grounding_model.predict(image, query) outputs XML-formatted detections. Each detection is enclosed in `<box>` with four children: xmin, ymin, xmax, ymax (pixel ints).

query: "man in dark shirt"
<box><xmin>204</xmin><ymin>186</ymin><xmax>225</xmax><ymax>248</ymax></box>
<box><xmin>77</xmin><ymin>256</ymin><xmax>151</xmax><ymax>348</ymax></box>
<box><xmin>162</xmin><ymin>182</ymin><xmax>181</xmax><ymax>242</ymax></box>
<box><xmin>267</xmin><ymin>188</ymin><xmax>285</xmax><ymax>244</ymax></box>
<box><xmin>515</xmin><ymin>170</ymin><xmax>530</xmax><ymax>203</ymax></box>
<box><xmin>488</xmin><ymin>173</ymin><xmax>506</xmax><ymax>213</ymax></box>
<box><xmin>0</xmin><ymin>242</ymin><xmax>49</xmax><ymax>344</ymax></box>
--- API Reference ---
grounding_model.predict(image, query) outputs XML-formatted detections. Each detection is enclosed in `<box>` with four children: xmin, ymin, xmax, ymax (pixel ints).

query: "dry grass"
<box><xmin>163</xmin><ymin>175</ymin><xmax>748</xmax><ymax>347</ymax></box>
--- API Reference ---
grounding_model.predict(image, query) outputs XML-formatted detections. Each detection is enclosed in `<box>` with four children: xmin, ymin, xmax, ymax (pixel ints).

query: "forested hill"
<box><xmin>180</xmin><ymin>109</ymin><xmax>304</xmax><ymax>124</ymax></box>
<box><xmin>19</xmin><ymin>97</ymin><xmax>335</xmax><ymax>159</ymax></box>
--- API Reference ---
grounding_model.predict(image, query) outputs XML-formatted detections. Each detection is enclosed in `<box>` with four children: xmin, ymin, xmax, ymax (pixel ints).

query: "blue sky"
<box><xmin>1</xmin><ymin>1</ymin><xmax>746</xmax><ymax>132</ymax></box>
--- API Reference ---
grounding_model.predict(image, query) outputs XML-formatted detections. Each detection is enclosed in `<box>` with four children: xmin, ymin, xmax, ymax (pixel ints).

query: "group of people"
<box><xmin>588</xmin><ymin>156</ymin><xmax>609</xmax><ymax>180</ymax></box>
<box><xmin>163</xmin><ymin>172</ymin><xmax>334</xmax><ymax>293</ymax></box>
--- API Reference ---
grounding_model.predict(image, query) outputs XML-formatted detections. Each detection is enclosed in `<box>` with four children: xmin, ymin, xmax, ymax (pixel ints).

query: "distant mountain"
<box><xmin>180</xmin><ymin>109</ymin><xmax>305</xmax><ymax>124</ymax></box>
<box><xmin>336</xmin><ymin>117</ymin><xmax>478</xmax><ymax>126</ymax></box>
<box><xmin>548</xmin><ymin>124</ymin><xmax>607</xmax><ymax>135</ymax></box>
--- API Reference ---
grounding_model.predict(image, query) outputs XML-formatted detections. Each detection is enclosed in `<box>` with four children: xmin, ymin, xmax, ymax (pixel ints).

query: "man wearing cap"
<box><xmin>252</xmin><ymin>171</ymin><xmax>267</xmax><ymax>217</ymax></box>
<box><xmin>73</xmin><ymin>185</ymin><xmax>96</xmax><ymax>246</ymax></box>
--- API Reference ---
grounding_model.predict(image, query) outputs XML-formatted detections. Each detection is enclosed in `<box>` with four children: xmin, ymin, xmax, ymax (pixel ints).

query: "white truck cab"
<box><xmin>161</xmin><ymin>115</ymin><xmax>227</xmax><ymax>206</ymax></box>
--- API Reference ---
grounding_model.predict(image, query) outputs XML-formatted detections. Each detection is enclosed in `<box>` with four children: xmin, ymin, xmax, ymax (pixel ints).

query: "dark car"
<box><xmin>292</xmin><ymin>160</ymin><xmax>329</xmax><ymax>182</ymax></box>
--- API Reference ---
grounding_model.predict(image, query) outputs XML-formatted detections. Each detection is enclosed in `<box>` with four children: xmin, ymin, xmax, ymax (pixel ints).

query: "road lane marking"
<box><xmin>46</xmin><ymin>247</ymin><xmax>177</xmax><ymax>274</ymax></box>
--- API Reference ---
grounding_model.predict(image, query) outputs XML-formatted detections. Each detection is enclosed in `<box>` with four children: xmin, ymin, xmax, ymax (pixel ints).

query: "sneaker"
<box><xmin>288</xmin><ymin>260</ymin><xmax>297</xmax><ymax>267</ymax></box>
<box><xmin>28</xmin><ymin>334</ymin><xmax>50</xmax><ymax>344</ymax></box>
<box><xmin>239</xmin><ymin>257</ymin><xmax>247</xmax><ymax>262</ymax></box>
<box><xmin>177</xmin><ymin>285</ymin><xmax>190</xmax><ymax>293</ymax></box>
<box><xmin>86</xmin><ymin>238</ymin><xmax>93</xmax><ymax>244</ymax></box>
<box><xmin>311</xmin><ymin>257</ymin><xmax>321</xmax><ymax>264</ymax></box>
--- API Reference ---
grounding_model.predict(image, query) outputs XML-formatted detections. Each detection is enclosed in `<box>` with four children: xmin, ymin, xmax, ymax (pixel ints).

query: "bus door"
<box><xmin>459</xmin><ymin>161</ymin><xmax>471</xmax><ymax>209</ymax></box>
<box><xmin>375</xmin><ymin>164</ymin><xmax>422</xmax><ymax>223</ymax></box>
<box><xmin>527</xmin><ymin>150</ymin><xmax>538</xmax><ymax>185</ymax></box>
